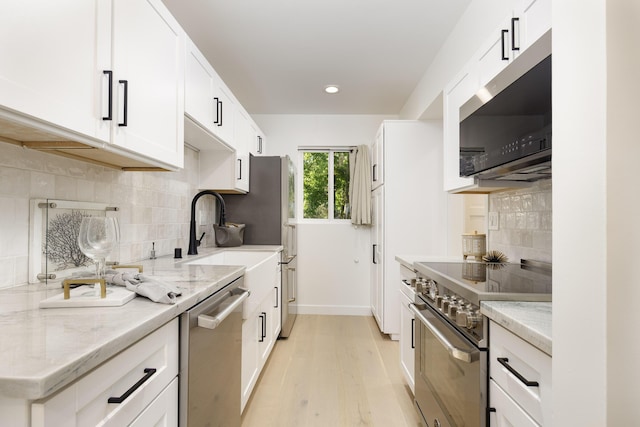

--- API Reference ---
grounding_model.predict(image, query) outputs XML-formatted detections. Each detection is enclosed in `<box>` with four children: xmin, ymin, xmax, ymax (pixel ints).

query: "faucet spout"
<box><xmin>188</xmin><ymin>190</ymin><xmax>227</xmax><ymax>255</ymax></box>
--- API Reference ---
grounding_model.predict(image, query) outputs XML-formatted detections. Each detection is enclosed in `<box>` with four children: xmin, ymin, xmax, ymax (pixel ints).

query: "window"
<box><xmin>301</xmin><ymin>149</ymin><xmax>351</xmax><ymax>220</ymax></box>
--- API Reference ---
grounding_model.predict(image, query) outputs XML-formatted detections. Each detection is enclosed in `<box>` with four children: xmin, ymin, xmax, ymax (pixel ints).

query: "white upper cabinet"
<box><xmin>443</xmin><ymin>0</ymin><xmax>550</xmax><ymax>193</ymax></box>
<box><xmin>0</xmin><ymin>1</ymin><xmax>107</xmax><ymax>142</ymax></box>
<box><xmin>108</xmin><ymin>0</ymin><xmax>185</xmax><ymax>169</ymax></box>
<box><xmin>517</xmin><ymin>0</ymin><xmax>551</xmax><ymax>53</ymax></box>
<box><xmin>0</xmin><ymin>0</ymin><xmax>185</xmax><ymax>170</ymax></box>
<box><xmin>185</xmin><ymin>38</ymin><xmax>238</xmax><ymax>150</ymax></box>
<box><xmin>371</xmin><ymin>125</ymin><xmax>384</xmax><ymax>189</ymax></box>
<box><xmin>443</xmin><ymin>67</ymin><xmax>477</xmax><ymax>192</ymax></box>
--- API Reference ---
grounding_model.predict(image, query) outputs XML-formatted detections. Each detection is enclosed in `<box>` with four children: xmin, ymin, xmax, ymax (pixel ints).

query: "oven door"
<box><xmin>410</xmin><ymin>303</ymin><xmax>487</xmax><ymax>427</ymax></box>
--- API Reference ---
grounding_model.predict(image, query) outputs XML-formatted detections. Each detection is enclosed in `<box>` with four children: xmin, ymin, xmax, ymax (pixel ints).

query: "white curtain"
<box><xmin>349</xmin><ymin>144</ymin><xmax>372</xmax><ymax>225</ymax></box>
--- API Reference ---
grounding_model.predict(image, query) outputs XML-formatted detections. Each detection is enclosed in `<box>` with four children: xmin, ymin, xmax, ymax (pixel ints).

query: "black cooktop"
<box><xmin>415</xmin><ymin>261</ymin><xmax>552</xmax><ymax>305</ymax></box>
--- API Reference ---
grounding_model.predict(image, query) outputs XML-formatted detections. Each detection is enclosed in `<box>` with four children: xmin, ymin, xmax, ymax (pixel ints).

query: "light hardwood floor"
<box><xmin>241</xmin><ymin>315</ymin><xmax>422</xmax><ymax>427</ymax></box>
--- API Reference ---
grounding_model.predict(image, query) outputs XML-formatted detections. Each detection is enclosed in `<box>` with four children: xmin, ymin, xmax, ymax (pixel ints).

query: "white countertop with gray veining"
<box><xmin>0</xmin><ymin>245</ymin><xmax>281</xmax><ymax>400</ymax></box>
<box><xmin>481</xmin><ymin>301</ymin><xmax>552</xmax><ymax>356</ymax></box>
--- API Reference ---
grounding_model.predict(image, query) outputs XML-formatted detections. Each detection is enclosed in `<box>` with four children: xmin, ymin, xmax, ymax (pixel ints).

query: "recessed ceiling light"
<box><xmin>324</xmin><ymin>85</ymin><xmax>340</xmax><ymax>94</ymax></box>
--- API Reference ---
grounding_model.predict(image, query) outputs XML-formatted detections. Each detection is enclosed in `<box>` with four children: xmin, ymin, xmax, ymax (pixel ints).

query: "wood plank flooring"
<box><xmin>241</xmin><ymin>315</ymin><xmax>422</xmax><ymax>427</ymax></box>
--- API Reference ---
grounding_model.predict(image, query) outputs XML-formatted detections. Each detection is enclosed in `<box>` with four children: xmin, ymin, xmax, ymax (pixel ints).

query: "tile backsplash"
<box><xmin>0</xmin><ymin>141</ymin><xmax>214</xmax><ymax>289</ymax></box>
<box><xmin>488</xmin><ymin>179</ymin><xmax>552</xmax><ymax>264</ymax></box>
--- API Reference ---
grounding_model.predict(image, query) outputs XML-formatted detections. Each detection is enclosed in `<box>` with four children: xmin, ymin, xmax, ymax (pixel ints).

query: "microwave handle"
<box><xmin>410</xmin><ymin>303</ymin><xmax>479</xmax><ymax>363</ymax></box>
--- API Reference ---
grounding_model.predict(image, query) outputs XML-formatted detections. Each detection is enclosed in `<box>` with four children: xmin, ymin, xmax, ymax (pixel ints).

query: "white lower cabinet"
<box><xmin>399</xmin><ymin>287</ymin><xmax>415</xmax><ymax>393</ymax></box>
<box><xmin>31</xmin><ymin>319</ymin><xmax>178</xmax><ymax>427</ymax></box>
<box><xmin>490</xmin><ymin>380</ymin><xmax>539</xmax><ymax>427</ymax></box>
<box><xmin>241</xmin><ymin>261</ymin><xmax>282</xmax><ymax>412</ymax></box>
<box><xmin>489</xmin><ymin>320</ymin><xmax>551</xmax><ymax>426</ymax></box>
<box><xmin>130</xmin><ymin>377</ymin><xmax>178</xmax><ymax>427</ymax></box>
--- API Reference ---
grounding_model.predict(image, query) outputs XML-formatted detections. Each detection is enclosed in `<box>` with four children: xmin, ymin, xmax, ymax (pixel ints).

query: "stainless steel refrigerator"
<box><xmin>224</xmin><ymin>155</ymin><xmax>298</xmax><ymax>338</ymax></box>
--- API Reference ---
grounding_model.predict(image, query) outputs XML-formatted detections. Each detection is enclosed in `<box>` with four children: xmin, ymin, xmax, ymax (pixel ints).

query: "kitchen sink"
<box><xmin>186</xmin><ymin>250</ymin><xmax>279</xmax><ymax>318</ymax></box>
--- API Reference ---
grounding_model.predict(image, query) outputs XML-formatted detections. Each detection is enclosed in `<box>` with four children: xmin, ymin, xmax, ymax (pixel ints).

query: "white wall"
<box><xmin>253</xmin><ymin>114</ymin><xmax>395</xmax><ymax>315</ymax></box>
<box><xmin>0</xmin><ymin>142</ymin><xmax>205</xmax><ymax>288</ymax></box>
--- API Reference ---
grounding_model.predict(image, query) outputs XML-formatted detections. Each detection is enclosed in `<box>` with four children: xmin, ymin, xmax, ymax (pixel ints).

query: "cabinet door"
<box><xmin>0</xmin><ymin>0</ymin><xmax>108</xmax><ymax>142</ymax></box>
<box><xmin>371</xmin><ymin>125</ymin><xmax>384</xmax><ymax>189</ymax></box>
<box><xmin>490</xmin><ymin>380</ymin><xmax>540</xmax><ymax>427</ymax></box>
<box><xmin>185</xmin><ymin>38</ymin><xmax>216</xmax><ymax>134</ymax></box>
<box><xmin>130</xmin><ymin>378</ymin><xmax>178</xmax><ymax>427</ymax></box>
<box><xmin>234</xmin><ymin>108</ymin><xmax>251</xmax><ymax>192</ymax></box>
<box><xmin>272</xmin><ymin>281</ymin><xmax>282</xmax><ymax>338</ymax></box>
<box><xmin>517</xmin><ymin>0</ymin><xmax>551</xmax><ymax>51</ymax></box>
<box><xmin>110</xmin><ymin>0</ymin><xmax>184</xmax><ymax>168</ymax></box>
<box><xmin>399</xmin><ymin>289</ymin><xmax>415</xmax><ymax>393</ymax></box>
<box><xmin>443</xmin><ymin>68</ymin><xmax>477</xmax><ymax>192</ymax></box>
<box><xmin>370</xmin><ymin>186</ymin><xmax>384</xmax><ymax>326</ymax></box>
<box><xmin>212</xmin><ymin>83</ymin><xmax>236</xmax><ymax>145</ymax></box>
<box><xmin>241</xmin><ymin>313</ymin><xmax>259</xmax><ymax>412</ymax></box>
<box><xmin>476</xmin><ymin>14</ymin><xmax>515</xmax><ymax>88</ymax></box>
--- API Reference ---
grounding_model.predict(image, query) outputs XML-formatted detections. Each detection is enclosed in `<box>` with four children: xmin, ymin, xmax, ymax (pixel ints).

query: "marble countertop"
<box><xmin>481</xmin><ymin>301</ymin><xmax>552</xmax><ymax>356</ymax></box>
<box><xmin>0</xmin><ymin>245</ymin><xmax>282</xmax><ymax>400</ymax></box>
<box><xmin>395</xmin><ymin>254</ymin><xmax>463</xmax><ymax>270</ymax></box>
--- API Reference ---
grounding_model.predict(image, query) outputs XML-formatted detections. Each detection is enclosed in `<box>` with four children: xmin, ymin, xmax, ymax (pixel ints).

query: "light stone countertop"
<box><xmin>395</xmin><ymin>254</ymin><xmax>463</xmax><ymax>271</ymax></box>
<box><xmin>481</xmin><ymin>301</ymin><xmax>552</xmax><ymax>356</ymax></box>
<box><xmin>0</xmin><ymin>245</ymin><xmax>282</xmax><ymax>400</ymax></box>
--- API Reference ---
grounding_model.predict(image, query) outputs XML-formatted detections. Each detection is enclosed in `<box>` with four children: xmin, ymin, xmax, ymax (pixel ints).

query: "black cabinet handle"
<box><xmin>497</xmin><ymin>357</ymin><xmax>539</xmax><ymax>387</ymax></box>
<box><xmin>214</xmin><ymin>97</ymin><xmax>222</xmax><ymax>126</ymax></box>
<box><xmin>372</xmin><ymin>244</ymin><xmax>377</xmax><ymax>264</ymax></box>
<box><xmin>274</xmin><ymin>286</ymin><xmax>279</xmax><ymax>308</ymax></box>
<box><xmin>501</xmin><ymin>29</ymin><xmax>509</xmax><ymax>61</ymax></box>
<box><xmin>411</xmin><ymin>318</ymin><xmax>415</xmax><ymax>349</ymax></box>
<box><xmin>118</xmin><ymin>79</ymin><xmax>128</xmax><ymax>127</ymax></box>
<box><xmin>511</xmin><ymin>17</ymin><xmax>520</xmax><ymax>51</ymax></box>
<box><xmin>107</xmin><ymin>368</ymin><xmax>156</xmax><ymax>404</ymax></box>
<box><xmin>259</xmin><ymin>312</ymin><xmax>267</xmax><ymax>342</ymax></box>
<box><xmin>258</xmin><ymin>136</ymin><xmax>263</xmax><ymax>154</ymax></box>
<box><xmin>372</xmin><ymin>164</ymin><xmax>378</xmax><ymax>182</ymax></box>
<box><xmin>103</xmin><ymin>70</ymin><xmax>113</xmax><ymax>121</ymax></box>
<box><xmin>237</xmin><ymin>158</ymin><xmax>242</xmax><ymax>180</ymax></box>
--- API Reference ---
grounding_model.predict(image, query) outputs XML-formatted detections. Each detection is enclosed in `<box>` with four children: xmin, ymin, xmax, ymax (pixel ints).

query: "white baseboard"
<box><xmin>295</xmin><ymin>304</ymin><xmax>371</xmax><ymax>316</ymax></box>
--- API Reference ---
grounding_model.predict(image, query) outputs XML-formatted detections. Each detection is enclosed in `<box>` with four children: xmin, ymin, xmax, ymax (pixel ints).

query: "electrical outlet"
<box><xmin>488</xmin><ymin>212</ymin><xmax>499</xmax><ymax>230</ymax></box>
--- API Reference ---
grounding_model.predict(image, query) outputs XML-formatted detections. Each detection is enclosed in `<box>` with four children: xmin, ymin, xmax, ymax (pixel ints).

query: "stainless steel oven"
<box><xmin>411</xmin><ymin>302</ymin><xmax>487</xmax><ymax>427</ymax></box>
<box><xmin>409</xmin><ymin>260</ymin><xmax>552</xmax><ymax>427</ymax></box>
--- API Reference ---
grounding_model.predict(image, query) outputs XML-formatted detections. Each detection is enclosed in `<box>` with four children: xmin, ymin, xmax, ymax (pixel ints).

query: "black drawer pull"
<box><xmin>497</xmin><ymin>357</ymin><xmax>539</xmax><ymax>387</ymax></box>
<box><xmin>108</xmin><ymin>368</ymin><xmax>157</xmax><ymax>404</ymax></box>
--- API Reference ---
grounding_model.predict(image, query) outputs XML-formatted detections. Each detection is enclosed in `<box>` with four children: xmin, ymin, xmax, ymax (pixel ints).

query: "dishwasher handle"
<box><xmin>198</xmin><ymin>289</ymin><xmax>250</xmax><ymax>330</ymax></box>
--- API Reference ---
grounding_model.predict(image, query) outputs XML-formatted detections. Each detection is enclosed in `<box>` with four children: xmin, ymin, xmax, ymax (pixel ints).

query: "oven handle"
<box><xmin>410</xmin><ymin>303</ymin><xmax>479</xmax><ymax>363</ymax></box>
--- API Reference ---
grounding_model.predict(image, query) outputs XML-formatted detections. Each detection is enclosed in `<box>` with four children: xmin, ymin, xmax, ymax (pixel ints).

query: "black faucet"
<box><xmin>188</xmin><ymin>190</ymin><xmax>227</xmax><ymax>255</ymax></box>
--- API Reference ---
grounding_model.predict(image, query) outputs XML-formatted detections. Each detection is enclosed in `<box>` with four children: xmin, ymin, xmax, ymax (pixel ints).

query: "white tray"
<box><xmin>40</xmin><ymin>285</ymin><xmax>136</xmax><ymax>308</ymax></box>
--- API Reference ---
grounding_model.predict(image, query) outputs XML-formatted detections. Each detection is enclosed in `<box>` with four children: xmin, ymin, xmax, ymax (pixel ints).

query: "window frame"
<box><xmin>297</xmin><ymin>147</ymin><xmax>352</xmax><ymax>224</ymax></box>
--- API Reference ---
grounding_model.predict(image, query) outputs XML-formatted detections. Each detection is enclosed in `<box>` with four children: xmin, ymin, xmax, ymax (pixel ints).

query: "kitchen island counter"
<box><xmin>0</xmin><ymin>245</ymin><xmax>281</xmax><ymax>400</ymax></box>
<box><xmin>481</xmin><ymin>301</ymin><xmax>552</xmax><ymax>356</ymax></box>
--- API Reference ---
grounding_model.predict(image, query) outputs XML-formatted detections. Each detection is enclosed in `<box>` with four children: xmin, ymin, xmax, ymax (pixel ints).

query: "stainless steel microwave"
<box><xmin>459</xmin><ymin>54</ymin><xmax>551</xmax><ymax>182</ymax></box>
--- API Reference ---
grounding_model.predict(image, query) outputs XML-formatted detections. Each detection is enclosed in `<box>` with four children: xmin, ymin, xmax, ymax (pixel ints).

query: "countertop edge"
<box><xmin>481</xmin><ymin>301</ymin><xmax>552</xmax><ymax>356</ymax></box>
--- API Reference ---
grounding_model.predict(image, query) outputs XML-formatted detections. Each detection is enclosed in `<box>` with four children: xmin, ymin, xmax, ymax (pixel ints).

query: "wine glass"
<box><xmin>77</xmin><ymin>216</ymin><xmax>119</xmax><ymax>278</ymax></box>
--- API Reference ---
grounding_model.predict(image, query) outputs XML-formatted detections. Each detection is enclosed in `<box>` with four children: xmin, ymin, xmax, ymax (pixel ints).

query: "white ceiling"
<box><xmin>161</xmin><ymin>0</ymin><xmax>471</xmax><ymax>115</ymax></box>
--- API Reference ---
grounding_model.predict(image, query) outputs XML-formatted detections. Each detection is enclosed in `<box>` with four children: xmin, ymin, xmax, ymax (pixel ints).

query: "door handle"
<box><xmin>274</xmin><ymin>286</ymin><xmax>279</xmax><ymax>308</ymax></box>
<box><xmin>118</xmin><ymin>79</ymin><xmax>128</xmax><ymax>127</ymax></box>
<box><xmin>372</xmin><ymin>244</ymin><xmax>377</xmax><ymax>264</ymax></box>
<box><xmin>410</xmin><ymin>303</ymin><xmax>479</xmax><ymax>363</ymax></box>
<box><xmin>108</xmin><ymin>368</ymin><xmax>156</xmax><ymax>404</ymax></box>
<box><xmin>501</xmin><ymin>29</ymin><xmax>509</xmax><ymax>61</ymax></box>
<box><xmin>197</xmin><ymin>290</ymin><xmax>250</xmax><ymax>330</ymax></box>
<box><xmin>102</xmin><ymin>70</ymin><xmax>113</xmax><ymax>121</ymax></box>
<box><xmin>511</xmin><ymin>17</ymin><xmax>520</xmax><ymax>51</ymax></box>
<box><xmin>497</xmin><ymin>357</ymin><xmax>539</xmax><ymax>387</ymax></box>
<box><xmin>237</xmin><ymin>158</ymin><xmax>242</xmax><ymax>180</ymax></box>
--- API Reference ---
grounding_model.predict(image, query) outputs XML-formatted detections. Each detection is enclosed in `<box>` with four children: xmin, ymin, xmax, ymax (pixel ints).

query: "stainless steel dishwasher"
<box><xmin>179</xmin><ymin>276</ymin><xmax>249</xmax><ymax>427</ymax></box>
